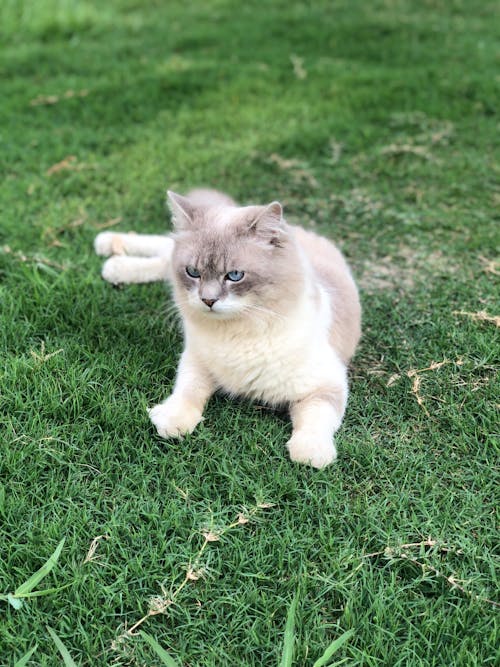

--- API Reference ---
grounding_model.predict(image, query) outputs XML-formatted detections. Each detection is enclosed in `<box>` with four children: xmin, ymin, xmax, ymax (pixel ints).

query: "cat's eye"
<box><xmin>186</xmin><ymin>266</ymin><xmax>201</xmax><ymax>278</ymax></box>
<box><xmin>225</xmin><ymin>270</ymin><xmax>245</xmax><ymax>282</ymax></box>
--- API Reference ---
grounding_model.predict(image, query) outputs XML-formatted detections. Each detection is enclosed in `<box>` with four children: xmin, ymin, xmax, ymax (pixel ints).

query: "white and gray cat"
<box><xmin>94</xmin><ymin>189</ymin><xmax>361</xmax><ymax>468</ymax></box>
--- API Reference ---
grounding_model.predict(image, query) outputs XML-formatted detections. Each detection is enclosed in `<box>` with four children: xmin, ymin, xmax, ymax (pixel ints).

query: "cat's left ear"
<box><xmin>248</xmin><ymin>202</ymin><xmax>286</xmax><ymax>246</ymax></box>
<box><xmin>167</xmin><ymin>190</ymin><xmax>196</xmax><ymax>230</ymax></box>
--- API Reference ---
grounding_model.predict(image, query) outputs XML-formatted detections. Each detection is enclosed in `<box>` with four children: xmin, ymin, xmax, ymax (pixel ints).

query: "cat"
<box><xmin>94</xmin><ymin>189</ymin><xmax>361</xmax><ymax>468</ymax></box>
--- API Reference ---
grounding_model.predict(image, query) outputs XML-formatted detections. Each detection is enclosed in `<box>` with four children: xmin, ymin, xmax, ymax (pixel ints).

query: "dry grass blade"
<box><xmin>30</xmin><ymin>341</ymin><xmax>64</xmax><ymax>364</ymax></box>
<box><xmin>362</xmin><ymin>539</ymin><xmax>439</xmax><ymax>559</ymax></box>
<box><xmin>406</xmin><ymin>359</ymin><xmax>456</xmax><ymax>377</ymax></box>
<box><xmin>397</xmin><ymin>553</ymin><xmax>500</xmax><ymax>608</ymax></box>
<box><xmin>202</xmin><ymin>531</ymin><xmax>220</xmax><ymax>542</ymax></box>
<box><xmin>409</xmin><ymin>373</ymin><xmax>429</xmax><ymax>416</ymax></box>
<box><xmin>92</xmin><ymin>216</ymin><xmax>122</xmax><ymax>230</ymax></box>
<box><xmin>267</xmin><ymin>153</ymin><xmax>318</xmax><ymax>187</ymax></box>
<box><xmin>453</xmin><ymin>310</ymin><xmax>500</xmax><ymax>327</ymax></box>
<box><xmin>405</xmin><ymin>359</ymin><xmax>464</xmax><ymax>415</ymax></box>
<box><xmin>478</xmin><ymin>255</ymin><xmax>500</xmax><ymax>276</ymax></box>
<box><xmin>46</xmin><ymin>156</ymin><xmax>77</xmax><ymax>175</ymax></box>
<box><xmin>83</xmin><ymin>535</ymin><xmax>109</xmax><ymax>564</ymax></box>
<box><xmin>290</xmin><ymin>54</ymin><xmax>307</xmax><ymax>79</ymax></box>
<box><xmin>361</xmin><ymin>540</ymin><xmax>499</xmax><ymax>608</ymax></box>
<box><xmin>387</xmin><ymin>373</ymin><xmax>401</xmax><ymax>387</ymax></box>
<box><xmin>30</xmin><ymin>89</ymin><xmax>89</xmax><ymax>106</ymax></box>
<box><xmin>381</xmin><ymin>143</ymin><xmax>435</xmax><ymax>161</ymax></box>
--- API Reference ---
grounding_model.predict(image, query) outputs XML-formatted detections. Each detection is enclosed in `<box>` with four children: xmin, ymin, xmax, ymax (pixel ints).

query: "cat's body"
<box><xmin>95</xmin><ymin>189</ymin><xmax>361</xmax><ymax>468</ymax></box>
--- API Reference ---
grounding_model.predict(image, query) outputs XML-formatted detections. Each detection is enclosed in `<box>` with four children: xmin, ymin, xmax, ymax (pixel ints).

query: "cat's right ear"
<box><xmin>167</xmin><ymin>190</ymin><xmax>195</xmax><ymax>230</ymax></box>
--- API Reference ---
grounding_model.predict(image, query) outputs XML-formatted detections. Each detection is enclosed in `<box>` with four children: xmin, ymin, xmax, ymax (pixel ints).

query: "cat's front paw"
<box><xmin>286</xmin><ymin>431</ymin><xmax>337</xmax><ymax>469</ymax></box>
<box><xmin>94</xmin><ymin>232</ymin><xmax>118</xmax><ymax>257</ymax></box>
<box><xmin>148</xmin><ymin>397</ymin><xmax>203</xmax><ymax>438</ymax></box>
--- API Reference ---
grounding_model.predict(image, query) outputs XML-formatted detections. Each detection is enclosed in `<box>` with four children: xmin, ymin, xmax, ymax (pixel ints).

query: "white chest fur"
<box><xmin>184</xmin><ymin>285</ymin><xmax>346</xmax><ymax>405</ymax></box>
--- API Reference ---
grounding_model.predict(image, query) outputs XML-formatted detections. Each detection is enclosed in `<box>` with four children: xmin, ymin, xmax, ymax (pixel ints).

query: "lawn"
<box><xmin>1</xmin><ymin>0</ymin><xmax>498</xmax><ymax>664</ymax></box>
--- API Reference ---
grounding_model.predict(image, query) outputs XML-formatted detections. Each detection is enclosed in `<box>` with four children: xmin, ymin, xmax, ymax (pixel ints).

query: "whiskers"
<box><xmin>168</xmin><ymin>290</ymin><xmax>285</xmax><ymax>328</ymax></box>
<box><xmin>241</xmin><ymin>303</ymin><xmax>285</xmax><ymax>324</ymax></box>
<box><xmin>162</xmin><ymin>297</ymin><xmax>185</xmax><ymax>331</ymax></box>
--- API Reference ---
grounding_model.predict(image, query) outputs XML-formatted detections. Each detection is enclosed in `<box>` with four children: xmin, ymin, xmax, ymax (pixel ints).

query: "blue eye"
<box><xmin>186</xmin><ymin>266</ymin><xmax>201</xmax><ymax>278</ymax></box>
<box><xmin>226</xmin><ymin>270</ymin><xmax>244</xmax><ymax>282</ymax></box>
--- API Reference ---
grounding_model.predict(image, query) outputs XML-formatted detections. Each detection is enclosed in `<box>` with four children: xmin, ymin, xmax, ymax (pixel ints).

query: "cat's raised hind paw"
<box><xmin>94</xmin><ymin>232</ymin><xmax>118</xmax><ymax>257</ymax></box>
<box><xmin>148</xmin><ymin>398</ymin><xmax>203</xmax><ymax>438</ymax></box>
<box><xmin>101</xmin><ymin>256</ymin><xmax>134</xmax><ymax>284</ymax></box>
<box><xmin>286</xmin><ymin>431</ymin><xmax>337</xmax><ymax>469</ymax></box>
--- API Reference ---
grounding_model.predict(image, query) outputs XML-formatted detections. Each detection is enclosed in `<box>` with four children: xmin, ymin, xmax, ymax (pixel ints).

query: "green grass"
<box><xmin>1</xmin><ymin>0</ymin><xmax>498</xmax><ymax>664</ymax></box>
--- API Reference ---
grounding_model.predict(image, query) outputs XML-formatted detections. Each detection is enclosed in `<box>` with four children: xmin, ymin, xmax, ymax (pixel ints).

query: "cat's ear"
<box><xmin>264</xmin><ymin>201</ymin><xmax>283</xmax><ymax>221</ymax></box>
<box><xmin>247</xmin><ymin>201</ymin><xmax>286</xmax><ymax>246</ymax></box>
<box><xmin>167</xmin><ymin>190</ymin><xmax>196</xmax><ymax>230</ymax></box>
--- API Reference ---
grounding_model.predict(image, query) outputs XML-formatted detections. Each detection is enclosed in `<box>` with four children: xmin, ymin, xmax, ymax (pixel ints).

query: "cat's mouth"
<box><xmin>186</xmin><ymin>292</ymin><xmax>243</xmax><ymax>318</ymax></box>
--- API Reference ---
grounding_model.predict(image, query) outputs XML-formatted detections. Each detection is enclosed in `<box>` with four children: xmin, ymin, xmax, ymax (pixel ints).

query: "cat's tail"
<box><xmin>185</xmin><ymin>188</ymin><xmax>237</xmax><ymax>208</ymax></box>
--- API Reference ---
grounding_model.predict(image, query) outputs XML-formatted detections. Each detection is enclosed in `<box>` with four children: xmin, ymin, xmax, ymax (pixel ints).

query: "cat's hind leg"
<box><xmin>287</xmin><ymin>387</ymin><xmax>347</xmax><ymax>468</ymax></box>
<box><xmin>95</xmin><ymin>231</ymin><xmax>174</xmax><ymax>284</ymax></box>
<box><xmin>101</xmin><ymin>255</ymin><xmax>171</xmax><ymax>284</ymax></box>
<box><xmin>94</xmin><ymin>232</ymin><xmax>174</xmax><ymax>258</ymax></box>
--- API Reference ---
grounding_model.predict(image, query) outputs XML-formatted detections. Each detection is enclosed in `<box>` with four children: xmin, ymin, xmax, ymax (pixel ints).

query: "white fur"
<box><xmin>101</xmin><ymin>255</ymin><xmax>171</xmax><ymax>284</ymax></box>
<box><xmin>95</xmin><ymin>232</ymin><xmax>174</xmax><ymax>283</ymax></box>
<box><xmin>94</xmin><ymin>231</ymin><xmax>174</xmax><ymax>258</ymax></box>
<box><xmin>183</xmin><ymin>285</ymin><xmax>346</xmax><ymax>405</ymax></box>
<box><xmin>148</xmin><ymin>396</ymin><xmax>204</xmax><ymax>437</ymax></box>
<box><xmin>148</xmin><ymin>349</ymin><xmax>213</xmax><ymax>439</ymax></box>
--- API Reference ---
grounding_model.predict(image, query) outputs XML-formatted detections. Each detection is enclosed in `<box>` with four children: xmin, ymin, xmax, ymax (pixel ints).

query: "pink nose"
<box><xmin>202</xmin><ymin>298</ymin><xmax>217</xmax><ymax>308</ymax></box>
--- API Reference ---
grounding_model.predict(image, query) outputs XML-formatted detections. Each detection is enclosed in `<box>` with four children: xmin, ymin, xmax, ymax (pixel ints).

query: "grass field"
<box><xmin>1</xmin><ymin>0</ymin><xmax>499</xmax><ymax>664</ymax></box>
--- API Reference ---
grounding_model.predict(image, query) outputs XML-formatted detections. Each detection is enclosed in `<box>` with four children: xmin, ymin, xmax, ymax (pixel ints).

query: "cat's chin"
<box><xmin>188</xmin><ymin>304</ymin><xmax>242</xmax><ymax>320</ymax></box>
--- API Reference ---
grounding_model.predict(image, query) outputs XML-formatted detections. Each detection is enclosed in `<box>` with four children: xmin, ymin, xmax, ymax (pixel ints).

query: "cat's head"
<box><xmin>168</xmin><ymin>191</ymin><xmax>303</xmax><ymax>321</ymax></box>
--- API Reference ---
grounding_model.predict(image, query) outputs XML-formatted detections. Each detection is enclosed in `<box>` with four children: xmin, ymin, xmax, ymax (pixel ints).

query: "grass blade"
<box><xmin>312</xmin><ymin>629</ymin><xmax>355</xmax><ymax>667</ymax></box>
<box><xmin>14</xmin><ymin>582</ymin><xmax>73</xmax><ymax>599</ymax></box>
<box><xmin>279</xmin><ymin>593</ymin><xmax>299</xmax><ymax>667</ymax></box>
<box><xmin>47</xmin><ymin>626</ymin><xmax>78</xmax><ymax>666</ymax></box>
<box><xmin>140</xmin><ymin>631</ymin><xmax>180</xmax><ymax>666</ymax></box>
<box><xmin>14</xmin><ymin>645</ymin><xmax>37</xmax><ymax>666</ymax></box>
<box><xmin>15</xmin><ymin>537</ymin><xmax>66</xmax><ymax>596</ymax></box>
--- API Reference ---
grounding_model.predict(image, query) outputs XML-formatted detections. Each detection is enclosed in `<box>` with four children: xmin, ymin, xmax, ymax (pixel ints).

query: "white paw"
<box><xmin>101</xmin><ymin>256</ymin><xmax>132</xmax><ymax>284</ymax></box>
<box><xmin>94</xmin><ymin>232</ymin><xmax>117</xmax><ymax>257</ymax></box>
<box><xmin>148</xmin><ymin>398</ymin><xmax>203</xmax><ymax>438</ymax></box>
<box><xmin>286</xmin><ymin>431</ymin><xmax>337</xmax><ymax>469</ymax></box>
